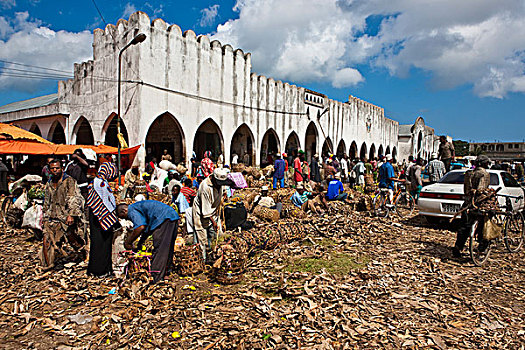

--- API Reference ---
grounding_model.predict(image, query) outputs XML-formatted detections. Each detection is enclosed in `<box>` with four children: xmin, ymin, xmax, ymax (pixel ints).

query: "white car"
<box><xmin>418</xmin><ymin>169</ymin><xmax>525</xmax><ymax>221</ymax></box>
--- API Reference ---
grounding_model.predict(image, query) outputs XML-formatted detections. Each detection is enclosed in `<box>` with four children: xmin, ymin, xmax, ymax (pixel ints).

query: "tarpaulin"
<box><xmin>0</xmin><ymin>140</ymin><xmax>141</xmax><ymax>157</ymax></box>
<box><xmin>0</xmin><ymin>123</ymin><xmax>53</xmax><ymax>144</ymax></box>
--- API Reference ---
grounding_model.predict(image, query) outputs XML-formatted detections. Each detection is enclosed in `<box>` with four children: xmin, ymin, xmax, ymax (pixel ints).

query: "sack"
<box><xmin>22</xmin><ymin>204</ymin><xmax>43</xmax><ymax>231</ymax></box>
<box><xmin>483</xmin><ymin>216</ymin><xmax>503</xmax><ymax>240</ymax></box>
<box><xmin>224</xmin><ymin>202</ymin><xmax>248</xmax><ymax>230</ymax></box>
<box><xmin>13</xmin><ymin>192</ymin><xmax>28</xmax><ymax>211</ymax></box>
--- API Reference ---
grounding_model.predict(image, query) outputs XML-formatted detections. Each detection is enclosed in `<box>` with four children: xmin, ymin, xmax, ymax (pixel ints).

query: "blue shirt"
<box><xmin>193</xmin><ymin>179</ymin><xmax>200</xmax><ymax>189</ymax></box>
<box><xmin>127</xmin><ymin>200</ymin><xmax>179</xmax><ymax>231</ymax></box>
<box><xmin>274</xmin><ymin>159</ymin><xmax>286</xmax><ymax>179</ymax></box>
<box><xmin>378</xmin><ymin>162</ymin><xmax>395</xmax><ymax>190</ymax></box>
<box><xmin>327</xmin><ymin>180</ymin><xmax>344</xmax><ymax>200</ymax></box>
<box><xmin>291</xmin><ymin>191</ymin><xmax>310</xmax><ymax>207</ymax></box>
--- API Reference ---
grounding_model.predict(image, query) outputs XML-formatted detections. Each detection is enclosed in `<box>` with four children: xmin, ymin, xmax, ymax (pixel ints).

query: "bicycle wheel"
<box><xmin>373</xmin><ymin>192</ymin><xmax>389</xmax><ymax>218</ymax></box>
<box><xmin>469</xmin><ymin>220</ymin><xmax>491</xmax><ymax>266</ymax></box>
<box><xmin>504</xmin><ymin>212</ymin><xmax>525</xmax><ymax>253</ymax></box>
<box><xmin>395</xmin><ymin>192</ymin><xmax>415</xmax><ymax>218</ymax></box>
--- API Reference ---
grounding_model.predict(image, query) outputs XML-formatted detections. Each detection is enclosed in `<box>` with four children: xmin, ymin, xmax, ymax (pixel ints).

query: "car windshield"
<box><xmin>439</xmin><ymin>171</ymin><xmax>500</xmax><ymax>185</ymax></box>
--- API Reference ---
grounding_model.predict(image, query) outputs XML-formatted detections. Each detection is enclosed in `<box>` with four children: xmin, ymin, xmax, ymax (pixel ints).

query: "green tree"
<box><xmin>470</xmin><ymin>146</ymin><xmax>484</xmax><ymax>156</ymax></box>
<box><xmin>453</xmin><ymin>140</ymin><xmax>469</xmax><ymax>157</ymax></box>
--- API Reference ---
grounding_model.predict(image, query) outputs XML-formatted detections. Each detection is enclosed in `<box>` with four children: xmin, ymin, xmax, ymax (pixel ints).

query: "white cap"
<box><xmin>213</xmin><ymin>168</ymin><xmax>229</xmax><ymax>181</ymax></box>
<box><xmin>261</xmin><ymin>185</ymin><xmax>269</xmax><ymax>191</ymax></box>
<box><xmin>386</xmin><ymin>154</ymin><xmax>393</xmax><ymax>161</ymax></box>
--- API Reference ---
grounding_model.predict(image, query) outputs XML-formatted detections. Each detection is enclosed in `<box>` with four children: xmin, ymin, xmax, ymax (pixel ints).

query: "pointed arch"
<box><xmin>336</xmin><ymin>140</ymin><xmax>346</xmax><ymax>158</ymax></box>
<box><xmin>322</xmin><ymin>137</ymin><xmax>334</xmax><ymax>157</ymax></box>
<box><xmin>72</xmin><ymin>117</ymin><xmax>94</xmax><ymax>145</ymax></box>
<box><xmin>392</xmin><ymin>146</ymin><xmax>398</xmax><ymax>161</ymax></box>
<box><xmin>349</xmin><ymin>141</ymin><xmax>358</xmax><ymax>160</ymax></box>
<box><xmin>417</xmin><ymin>131</ymin><xmax>423</xmax><ymax>158</ymax></box>
<box><xmin>360</xmin><ymin>142</ymin><xmax>367</xmax><ymax>160</ymax></box>
<box><xmin>378</xmin><ymin>145</ymin><xmax>384</xmax><ymax>158</ymax></box>
<box><xmin>304</xmin><ymin>121</ymin><xmax>318</xmax><ymax>162</ymax></box>
<box><xmin>385</xmin><ymin>146</ymin><xmax>391</xmax><ymax>155</ymax></box>
<box><xmin>369</xmin><ymin>143</ymin><xmax>376</xmax><ymax>160</ymax></box>
<box><xmin>193</xmin><ymin>118</ymin><xmax>224</xmax><ymax>161</ymax></box>
<box><xmin>145</xmin><ymin>112</ymin><xmax>185</xmax><ymax>163</ymax></box>
<box><xmin>29</xmin><ymin>123</ymin><xmax>42</xmax><ymax>137</ymax></box>
<box><xmin>103</xmin><ymin>113</ymin><xmax>129</xmax><ymax>148</ymax></box>
<box><xmin>49</xmin><ymin>120</ymin><xmax>66</xmax><ymax>144</ymax></box>
<box><xmin>260</xmin><ymin>128</ymin><xmax>280</xmax><ymax>167</ymax></box>
<box><xmin>285</xmin><ymin>131</ymin><xmax>301</xmax><ymax>156</ymax></box>
<box><xmin>230</xmin><ymin>123</ymin><xmax>255</xmax><ymax>165</ymax></box>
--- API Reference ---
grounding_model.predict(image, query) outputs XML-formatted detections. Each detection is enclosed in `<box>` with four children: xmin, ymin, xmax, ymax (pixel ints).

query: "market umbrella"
<box><xmin>0</xmin><ymin>123</ymin><xmax>53</xmax><ymax>144</ymax></box>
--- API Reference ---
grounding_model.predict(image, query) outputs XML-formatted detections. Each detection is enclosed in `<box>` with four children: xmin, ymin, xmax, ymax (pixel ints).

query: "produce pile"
<box><xmin>0</xmin><ymin>189</ymin><xmax>524</xmax><ymax>348</ymax></box>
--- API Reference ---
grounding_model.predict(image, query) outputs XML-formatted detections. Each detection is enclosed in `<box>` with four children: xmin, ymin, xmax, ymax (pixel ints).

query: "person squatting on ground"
<box><xmin>117</xmin><ymin>201</ymin><xmax>179</xmax><ymax>283</ymax></box>
<box><xmin>452</xmin><ymin>155</ymin><xmax>492</xmax><ymax>258</ymax></box>
<box><xmin>251</xmin><ymin>185</ymin><xmax>283</xmax><ymax>214</ymax></box>
<box><xmin>39</xmin><ymin>159</ymin><xmax>86</xmax><ymax>270</ymax></box>
<box><xmin>86</xmin><ymin>162</ymin><xmax>119</xmax><ymax>277</ymax></box>
<box><xmin>326</xmin><ymin>173</ymin><xmax>348</xmax><ymax>202</ymax></box>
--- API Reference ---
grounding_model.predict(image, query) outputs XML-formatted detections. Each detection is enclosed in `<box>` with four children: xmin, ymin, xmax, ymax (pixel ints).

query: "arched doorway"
<box><xmin>322</xmin><ymin>138</ymin><xmax>333</xmax><ymax>158</ymax></box>
<box><xmin>104</xmin><ymin>114</ymin><xmax>129</xmax><ymax>148</ymax></box>
<box><xmin>260</xmin><ymin>128</ymin><xmax>280</xmax><ymax>167</ymax></box>
<box><xmin>336</xmin><ymin>140</ymin><xmax>346</xmax><ymax>158</ymax></box>
<box><xmin>285</xmin><ymin>131</ymin><xmax>301</xmax><ymax>158</ymax></box>
<box><xmin>29</xmin><ymin>123</ymin><xmax>42</xmax><ymax>137</ymax></box>
<box><xmin>369</xmin><ymin>144</ymin><xmax>376</xmax><ymax>160</ymax></box>
<box><xmin>378</xmin><ymin>145</ymin><xmax>384</xmax><ymax>158</ymax></box>
<box><xmin>49</xmin><ymin>121</ymin><xmax>66</xmax><ymax>144</ymax></box>
<box><xmin>305</xmin><ymin>122</ymin><xmax>318</xmax><ymax>162</ymax></box>
<box><xmin>360</xmin><ymin>142</ymin><xmax>367</xmax><ymax>160</ymax></box>
<box><xmin>385</xmin><ymin>146</ymin><xmax>391</xmax><ymax>155</ymax></box>
<box><xmin>392</xmin><ymin>147</ymin><xmax>398</xmax><ymax>161</ymax></box>
<box><xmin>145</xmin><ymin>112</ymin><xmax>185</xmax><ymax>163</ymax></box>
<box><xmin>73</xmin><ymin>117</ymin><xmax>94</xmax><ymax>145</ymax></box>
<box><xmin>230</xmin><ymin>124</ymin><xmax>254</xmax><ymax>165</ymax></box>
<box><xmin>193</xmin><ymin>118</ymin><xmax>224</xmax><ymax>162</ymax></box>
<box><xmin>349</xmin><ymin>141</ymin><xmax>358</xmax><ymax>160</ymax></box>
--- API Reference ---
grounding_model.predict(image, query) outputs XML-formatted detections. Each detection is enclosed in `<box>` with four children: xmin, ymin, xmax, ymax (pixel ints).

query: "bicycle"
<box><xmin>372</xmin><ymin>183</ymin><xmax>416</xmax><ymax>218</ymax></box>
<box><xmin>469</xmin><ymin>193</ymin><xmax>524</xmax><ymax>266</ymax></box>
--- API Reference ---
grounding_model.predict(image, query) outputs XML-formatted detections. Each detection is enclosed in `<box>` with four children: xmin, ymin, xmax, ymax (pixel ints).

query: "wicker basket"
<box><xmin>211</xmin><ymin>238</ymin><xmax>247</xmax><ymax>284</ymax></box>
<box><xmin>174</xmin><ymin>244</ymin><xmax>204</xmax><ymax>276</ymax></box>
<box><xmin>253</xmin><ymin>205</ymin><xmax>280</xmax><ymax>222</ymax></box>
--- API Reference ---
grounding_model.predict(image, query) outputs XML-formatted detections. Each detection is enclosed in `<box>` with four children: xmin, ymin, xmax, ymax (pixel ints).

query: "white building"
<box><xmin>0</xmin><ymin>11</ymin><xmax>424</xmax><ymax>167</ymax></box>
<box><xmin>398</xmin><ymin>117</ymin><xmax>440</xmax><ymax>162</ymax></box>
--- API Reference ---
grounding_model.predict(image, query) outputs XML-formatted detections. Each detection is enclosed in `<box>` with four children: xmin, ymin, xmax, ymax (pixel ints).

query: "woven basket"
<box><xmin>232</xmin><ymin>163</ymin><xmax>246</xmax><ymax>173</ymax></box>
<box><xmin>174</xmin><ymin>244</ymin><xmax>204</xmax><ymax>276</ymax></box>
<box><xmin>253</xmin><ymin>205</ymin><xmax>280</xmax><ymax>222</ymax></box>
<box><xmin>211</xmin><ymin>239</ymin><xmax>247</xmax><ymax>284</ymax></box>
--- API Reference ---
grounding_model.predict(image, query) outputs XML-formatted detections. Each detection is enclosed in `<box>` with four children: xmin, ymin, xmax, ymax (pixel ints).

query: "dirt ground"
<box><xmin>0</xmin><ymin>209</ymin><xmax>524</xmax><ymax>349</ymax></box>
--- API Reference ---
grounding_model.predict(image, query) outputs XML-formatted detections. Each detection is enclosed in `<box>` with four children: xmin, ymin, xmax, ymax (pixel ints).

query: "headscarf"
<box><xmin>86</xmin><ymin>162</ymin><xmax>118</xmax><ymax>231</ymax></box>
<box><xmin>204</xmin><ymin>150</ymin><xmax>212</xmax><ymax>159</ymax></box>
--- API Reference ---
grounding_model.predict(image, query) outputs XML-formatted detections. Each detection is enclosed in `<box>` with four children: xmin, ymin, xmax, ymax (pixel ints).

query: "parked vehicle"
<box><xmin>418</xmin><ymin>169</ymin><xmax>524</xmax><ymax>221</ymax></box>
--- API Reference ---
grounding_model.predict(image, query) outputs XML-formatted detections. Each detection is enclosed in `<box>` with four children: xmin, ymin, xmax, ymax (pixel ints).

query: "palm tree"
<box><xmin>470</xmin><ymin>146</ymin><xmax>484</xmax><ymax>156</ymax></box>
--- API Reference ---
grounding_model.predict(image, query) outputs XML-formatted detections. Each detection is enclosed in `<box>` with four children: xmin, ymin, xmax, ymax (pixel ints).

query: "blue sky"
<box><xmin>1</xmin><ymin>0</ymin><xmax>525</xmax><ymax>142</ymax></box>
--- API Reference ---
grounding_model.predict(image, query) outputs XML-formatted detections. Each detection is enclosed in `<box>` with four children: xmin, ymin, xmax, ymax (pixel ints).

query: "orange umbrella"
<box><xmin>0</xmin><ymin>123</ymin><xmax>53</xmax><ymax>144</ymax></box>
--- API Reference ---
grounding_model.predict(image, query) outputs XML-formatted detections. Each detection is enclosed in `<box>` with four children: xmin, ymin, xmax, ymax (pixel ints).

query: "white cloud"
<box><xmin>212</xmin><ymin>0</ymin><xmax>525</xmax><ymax>98</ymax></box>
<box><xmin>122</xmin><ymin>3</ymin><xmax>137</xmax><ymax>19</ymax></box>
<box><xmin>0</xmin><ymin>0</ymin><xmax>16</xmax><ymax>9</ymax></box>
<box><xmin>200</xmin><ymin>4</ymin><xmax>220</xmax><ymax>27</ymax></box>
<box><xmin>0</xmin><ymin>12</ymin><xmax>92</xmax><ymax>93</ymax></box>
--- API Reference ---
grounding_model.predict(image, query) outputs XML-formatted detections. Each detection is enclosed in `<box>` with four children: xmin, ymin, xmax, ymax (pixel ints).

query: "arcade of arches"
<box><xmin>38</xmin><ymin>115</ymin><xmax>397</xmax><ymax>165</ymax></box>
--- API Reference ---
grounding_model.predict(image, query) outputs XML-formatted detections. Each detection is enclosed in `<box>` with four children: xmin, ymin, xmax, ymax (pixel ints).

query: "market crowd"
<box><xmin>5</xmin><ymin>135</ymin><xmax>523</xmax><ymax>284</ymax></box>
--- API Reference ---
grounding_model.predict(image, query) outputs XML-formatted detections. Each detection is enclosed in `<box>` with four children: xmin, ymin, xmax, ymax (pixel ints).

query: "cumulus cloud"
<box><xmin>212</xmin><ymin>0</ymin><xmax>525</xmax><ymax>97</ymax></box>
<box><xmin>200</xmin><ymin>4</ymin><xmax>220</xmax><ymax>27</ymax></box>
<box><xmin>0</xmin><ymin>12</ymin><xmax>92</xmax><ymax>93</ymax></box>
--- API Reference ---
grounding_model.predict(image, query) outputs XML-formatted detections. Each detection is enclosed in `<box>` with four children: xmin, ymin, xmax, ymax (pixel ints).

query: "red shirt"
<box><xmin>181</xmin><ymin>186</ymin><xmax>197</xmax><ymax>204</ymax></box>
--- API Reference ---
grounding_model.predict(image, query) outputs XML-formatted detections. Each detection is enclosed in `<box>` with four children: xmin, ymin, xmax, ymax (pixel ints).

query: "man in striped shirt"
<box><xmin>427</xmin><ymin>153</ymin><xmax>445</xmax><ymax>184</ymax></box>
<box><xmin>180</xmin><ymin>178</ymin><xmax>197</xmax><ymax>205</ymax></box>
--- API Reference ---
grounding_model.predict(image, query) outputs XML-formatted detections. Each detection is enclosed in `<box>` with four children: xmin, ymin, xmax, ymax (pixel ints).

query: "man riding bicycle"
<box><xmin>452</xmin><ymin>155</ymin><xmax>491</xmax><ymax>258</ymax></box>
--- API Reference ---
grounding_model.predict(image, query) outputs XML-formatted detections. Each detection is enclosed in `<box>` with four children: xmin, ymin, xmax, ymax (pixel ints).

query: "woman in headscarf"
<box><xmin>86</xmin><ymin>162</ymin><xmax>119</xmax><ymax>277</ymax></box>
<box><xmin>200</xmin><ymin>150</ymin><xmax>215</xmax><ymax>178</ymax></box>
